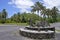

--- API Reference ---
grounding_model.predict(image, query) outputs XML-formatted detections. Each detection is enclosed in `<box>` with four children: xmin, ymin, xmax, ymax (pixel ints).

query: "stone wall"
<box><xmin>19</xmin><ymin>30</ymin><xmax>55</xmax><ymax>39</ymax></box>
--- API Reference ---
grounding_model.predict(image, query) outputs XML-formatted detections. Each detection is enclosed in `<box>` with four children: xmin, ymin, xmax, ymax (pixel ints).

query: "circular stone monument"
<box><xmin>19</xmin><ymin>21</ymin><xmax>55</xmax><ymax>39</ymax></box>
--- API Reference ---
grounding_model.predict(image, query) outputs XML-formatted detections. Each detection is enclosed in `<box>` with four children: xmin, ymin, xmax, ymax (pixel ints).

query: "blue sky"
<box><xmin>0</xmin><ymin>0</ymin><xmax>21</xmax><ymax>17</ymax></box>
<box><xmin>0</xmin><ymin>0</ymin><xmax>60</xmax><ymax>17</ymax></box>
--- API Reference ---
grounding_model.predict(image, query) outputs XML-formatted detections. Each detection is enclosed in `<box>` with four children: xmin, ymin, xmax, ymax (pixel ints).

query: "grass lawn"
<box><xmin>0</xmin><ymin>23</ymin><xmax>29</xmax><ymax>26</ymax></box>
<box><xmin>56</xmin><ymin>30</ymin><xmax>60</xmax><ymax>32</ymax></box>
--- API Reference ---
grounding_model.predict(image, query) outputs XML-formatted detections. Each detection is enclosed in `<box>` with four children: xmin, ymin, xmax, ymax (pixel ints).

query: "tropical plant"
<box><xmin>31</xmin><ymin>1</ymin><xmax>46</xmax><ymax>21</ymax></box>
<box><xmin>50</xmin><ymin>7</ymin><xmax>59</xmax><ymax>22</ymax></box>
<box><xmin>1</xmin><ymin>9</ymin><xmax>8</xmax><ymax>23</ymax></box>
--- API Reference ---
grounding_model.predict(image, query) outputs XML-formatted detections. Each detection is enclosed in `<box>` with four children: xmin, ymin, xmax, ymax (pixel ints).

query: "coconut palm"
<box><xmin>41</xmin><ymin>8</ymin><xmax>47</xmax><ymax>20</ymax></box>
<box><xmin>50</xmin><ymin>7</ymin><xmax>59</xmax><ymax>22</ymax></box>
<box><xmin>31</xmin><ymin>1</ymin><xmax>46</xmax><ymax>20</ymax></box>
<box><xmin>1</xmin><ymin>9</ymin><xmax>8</xmax><ymax>23</ymax></box>
<box><xmin>32</xmin><ymin>2</ymin><xmax>45</xmax><ymax>14</ymax></box>
<box><xmin>2</xmin><ymin>9</ymin><xmax>7</xmax><ymax>19</ymax></box>
<box><xmin>31</xmin><ymin>2</ymin><xmax>48</xmax><ymax>30</ymax></box>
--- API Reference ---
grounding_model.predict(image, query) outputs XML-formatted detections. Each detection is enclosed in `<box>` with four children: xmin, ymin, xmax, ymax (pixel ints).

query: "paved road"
<box><xmin>50</xmin><ymin>22</ymin><xmax>60</xmax><ymax>30</ymax></box>
<box><xmin>0</xmin><ymin>23</ymin><xmax>60</xmax><ymax>40</ymax></box>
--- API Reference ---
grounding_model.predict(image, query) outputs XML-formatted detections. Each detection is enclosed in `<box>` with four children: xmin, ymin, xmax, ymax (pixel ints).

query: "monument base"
<box><xmin>19</xmin><ymin>27</ymin><xmax>55</xmax><ymax>39</ymax></box>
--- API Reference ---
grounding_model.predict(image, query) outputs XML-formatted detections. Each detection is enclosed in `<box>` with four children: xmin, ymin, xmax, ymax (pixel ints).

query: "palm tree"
<box><xmin>31</xmin><ymin>1</ymin><xmax>46</xmax><ymax>21</ymax></box>
<box><xmin>41</xmin><ymin>8</ymin><xmax>47</xmax><ymax>20</ymax></box>
<box><xmin>1</xmin><ymin>9</ymin><xmax>8</xmax><ymax>23</ymax></box>
<box><xmin>2</xmin><ymin>9</ymin><xmax>7</xmax><ymax>19</ymax></box>
<box><xmin>50</xmin><ymin>6</ymin><xmax>59</xmax><ymax>22</ymax></box>
<box><xmin>31</xmin><ymin>2</ymin><xmax>48</xmax><ymax>31</ymax></box>
<box><xmin>47</xmin><ymin>9</ymin><xmax>51</xmax><ymax>18</ymax></box>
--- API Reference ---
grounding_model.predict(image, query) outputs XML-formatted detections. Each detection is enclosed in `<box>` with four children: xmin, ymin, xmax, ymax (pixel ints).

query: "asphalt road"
<box><xmin>0</xmin><ymin>23</ymin><xmax>60</xmax><ymax>40</ymax></box>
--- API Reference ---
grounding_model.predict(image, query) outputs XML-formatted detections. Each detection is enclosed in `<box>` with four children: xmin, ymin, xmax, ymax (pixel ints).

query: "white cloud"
<box><xmin>8</xmin><ymin>0</ymin><xmax>34</xmax><ymax>12</ymax></box>
<box><xmin>8</xmin><ymin>0</ymin><xmax>60</xmax><ymax>12</ymax></box>
<box><xmin>43</xmin><ymin>0</ymin><xmax>60</xmax><ymax>9</ymax></box>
